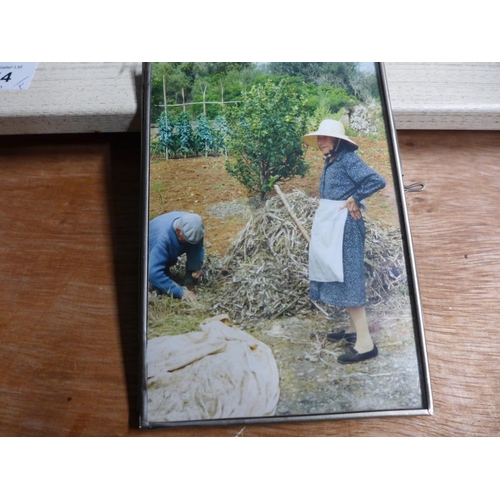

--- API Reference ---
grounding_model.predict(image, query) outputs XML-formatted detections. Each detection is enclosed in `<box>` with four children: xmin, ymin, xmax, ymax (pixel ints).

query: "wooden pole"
<box><xmin>162</xmin><ymin>76</ymin><xmax>167</xmax><ymax>116</ymax></box>
<box><xmin>274</xmin><ymin>184</ymin><xmax>311</xmax><ymax>244</ymax></box>
<box><xmin>162</xmin><ymin>75</ymin><xmax>168</xmax><ymax>161</ymax></box>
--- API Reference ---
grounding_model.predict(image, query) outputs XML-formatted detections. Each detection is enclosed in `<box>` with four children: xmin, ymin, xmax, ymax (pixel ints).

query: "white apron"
<box><xmin>309</xmin><ymin>199</ymin><xmax>348</xmax><ymax>282</ymax></box>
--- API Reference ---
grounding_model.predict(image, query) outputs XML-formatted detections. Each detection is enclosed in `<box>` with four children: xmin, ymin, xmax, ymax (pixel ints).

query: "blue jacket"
<box><xmin>149</xmin><ymin>212</ymin><xmax>204</xmax><ymax>298</ymax></box>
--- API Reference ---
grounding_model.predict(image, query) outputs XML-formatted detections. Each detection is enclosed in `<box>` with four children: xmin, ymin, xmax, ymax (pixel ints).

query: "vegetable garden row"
<box><xmin>154</xmin><ymin>112</ymin><xmax>229</xmax><ymax>159</ymax></box>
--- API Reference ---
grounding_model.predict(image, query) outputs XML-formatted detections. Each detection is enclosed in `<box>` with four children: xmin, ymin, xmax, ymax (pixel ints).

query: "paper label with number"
<box><xmin>0</xmin><ymin>63</ymin><xmax>38</xmax><ymax>90</ymax></box>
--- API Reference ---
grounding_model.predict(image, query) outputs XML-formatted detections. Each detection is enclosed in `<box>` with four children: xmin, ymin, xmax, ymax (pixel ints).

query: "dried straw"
<box><xmin>201</xmin><ymin>190</ymin><xmax>408</xmax><ymax>321</ymax></box>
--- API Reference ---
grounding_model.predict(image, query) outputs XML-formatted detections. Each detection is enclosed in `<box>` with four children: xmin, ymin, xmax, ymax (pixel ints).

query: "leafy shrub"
<box><xmin>156</xmin><ymin>112</ymin><xmax>175</xmax><ymax>158</ymax></box>
<box><xmin>225</xmin><ymin>80</ymin><xmax>310</xmax><ymax>200</ymax></box>
<box><xmin>211</xmin><ymin>115</ymin><xmax>230</xmax><ymax>156</ymax></box>
<box><xmin>194</xmin><ymin>114</ymin><xmax>215</xmax><ymax>156</ymax></box>
<box><xmin>175</xmin><ymin>112</ymin><xmax>195</xmax><ymax>157</ymax></box>
<box><xmin>156</xmin><ymin>111</ymin><xmax>231</xmax><ymax>159</ymax></box>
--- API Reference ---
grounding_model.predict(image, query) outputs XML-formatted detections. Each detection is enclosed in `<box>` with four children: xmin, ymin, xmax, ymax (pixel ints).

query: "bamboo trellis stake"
<box><xmin>162</xmin><ymin>75</ymin><xmax>168</xmax><ymax>160</ymax></box>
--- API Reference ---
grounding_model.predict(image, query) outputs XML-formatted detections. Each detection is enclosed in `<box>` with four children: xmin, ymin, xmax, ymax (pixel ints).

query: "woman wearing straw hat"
<box><xmin>303</xmin><ymin>119</ymin><xmax>386</xmax><ymax>363</ymax></box>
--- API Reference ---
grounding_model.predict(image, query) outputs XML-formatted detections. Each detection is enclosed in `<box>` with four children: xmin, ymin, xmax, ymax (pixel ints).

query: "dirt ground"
<box><xmin>251</xmin><ymin>305</ymin><xmax>422</xmax><ymax>416</ymax></box>
<box><xmin>148</xmin><ymin>138</ymin><xmax>424</xmax><ymax>417</ymax></box>
<box><xmin>150</xmin><ymin>137</ymin><xmax>399</xmax><ymax>256</ymax></box>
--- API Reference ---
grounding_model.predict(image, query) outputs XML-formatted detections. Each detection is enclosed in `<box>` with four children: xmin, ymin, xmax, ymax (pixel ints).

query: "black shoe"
<box><xmin>337</xmin><ymin>345</ymin><xmax>378</xmax><ymax>364</ymax></box>
<box><xmin>326</xmin><ymin>330</ymin><xmax>356</xmax><ymax>344</ymax></box>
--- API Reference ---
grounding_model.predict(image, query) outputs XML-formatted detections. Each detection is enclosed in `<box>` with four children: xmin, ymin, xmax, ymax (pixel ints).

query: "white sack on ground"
<box><xmin>147</xmin><ymin>316</ymin><xmax>280</xmax><ymax>422</ymax></box>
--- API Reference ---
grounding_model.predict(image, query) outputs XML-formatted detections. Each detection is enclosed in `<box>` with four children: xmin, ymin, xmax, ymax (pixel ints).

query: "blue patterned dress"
<box><xmin>310</xmin><ymin>145</ymin><xmax>386</xmax><ymax>307</ymax></box>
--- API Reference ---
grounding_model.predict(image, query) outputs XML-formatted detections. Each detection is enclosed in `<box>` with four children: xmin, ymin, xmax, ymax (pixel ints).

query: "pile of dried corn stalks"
<box><xmin>203</xmin><ymin>190</ymin><xmax>407</xmax><ymax>321</ymax></box>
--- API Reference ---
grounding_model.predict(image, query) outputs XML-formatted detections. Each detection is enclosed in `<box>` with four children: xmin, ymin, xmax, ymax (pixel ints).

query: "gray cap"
<box><xmin>175</xmin><ymin>213</ymin><xmax>204</xmax><ymax>244</ymax></box>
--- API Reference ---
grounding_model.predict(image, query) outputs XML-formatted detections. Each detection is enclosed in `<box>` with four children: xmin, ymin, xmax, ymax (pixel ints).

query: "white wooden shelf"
<box><xmin>0</xmin><ymin>63</ymin><xmax>142</xmax><ymax>135</ymax></box>
<box><xmin>1</xmin><ymin>62</ymin><xmax>499</xmax><ymax>135</ymax></box>
<box><xmin>384</xmin><ymin>62</ymin><xmax>500</xmax><ymax>130</ymax></box>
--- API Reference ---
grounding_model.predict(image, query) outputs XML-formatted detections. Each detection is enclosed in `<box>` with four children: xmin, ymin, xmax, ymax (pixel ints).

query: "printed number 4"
<box><xmin>0</xmin><ymin>72</ymin><xmax>12</xmax><ymax>82</ymax></box>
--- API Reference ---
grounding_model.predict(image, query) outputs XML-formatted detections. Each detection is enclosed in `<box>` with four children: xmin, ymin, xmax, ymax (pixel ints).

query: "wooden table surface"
<box><xmin>1</xmin><ymin>130</ymin><xmax>499</xmax><ymax>436</ymax></box>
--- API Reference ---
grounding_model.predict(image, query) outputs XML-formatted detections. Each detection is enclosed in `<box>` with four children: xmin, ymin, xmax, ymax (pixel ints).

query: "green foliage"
<box><xmin>157</xmin><ymin>112</ymin><xmax>175</xmax><ymax>157</ymax></box>
<box><xmin>344</xmin><ymin>124</ymin><xmax>359</xmax><ymax>137</ymax></box>
<box><xmin>307</xmin><ymin>86</ymin><xmax>359</xmax><ymax>130</ymax></box>
<box><xmin>151</xmin><ymin>63</ymin><xmax>257</xmax><ymax>122</ymax></box>
<box><xmin>150</xmin><ymin>62</ymin><xmax>381</xmax><ymax>159</ymax></box>
<box><xmin>151</xmin><ymin>62</ymin><xmax>376</xmax><ymax>124</ymax></box>
<box><xmin>211</xmin><ymin>115</ymin><xmax>230</xmax><ymax>155</ymax></box>
<box><xmin>268</xmin><ymin>62</ymin><xmax>323</xmax><ymax>82</ymax></box>
<box><xmin>268</xmin><ymin>62</ymin><xmax>378</xmax><ymax>101</ymax></box>
<box><xmin>194</xmin><ymin>114</ymin><xmax>214</xmax><ymax>156</ymax></box>
<box><xmin>317</xmin><ymin>86</ymin><xmax>358</xmax><ymax>112</ymax></box>
<box><xmin>225</xmin><ymin>80</ymin><xmax>310</xmax><ymax>199</ymax></box>
<box><xmin>151</xmin><ymin>63</ymin><xmax>191</xmax><ymax>123</ymax></box>
<box><xmin>154</xmin><ymin>111</ymin><xmax>230</xmax><ymax>159</ymax></box>
<box><xmin>175</xmin><ymin>112</ymin><xmax>194</xmax><ymax>157</ymax></box>
<box><xmin>155</xmin><ymin>111</ymin><xmax>194</xmax><ymax>158</ymax></box>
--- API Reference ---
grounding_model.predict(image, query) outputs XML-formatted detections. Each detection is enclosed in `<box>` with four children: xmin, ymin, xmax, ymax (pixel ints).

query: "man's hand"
<box><xmin>181</xmin><ymin>287</ymin><xmax>197</xmax><ymax>303</ymax></box>
<box><xmin>191</xmin><ymin>270</ymin><xmax>203</xmax><ymax>280</ymax></box>
<box><xmin>341</xmin><ymin>196</ymin><xmax>361</xmax><ymax>221</ymax></box>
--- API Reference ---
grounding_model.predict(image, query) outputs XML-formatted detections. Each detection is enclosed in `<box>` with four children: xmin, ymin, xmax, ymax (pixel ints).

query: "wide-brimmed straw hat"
<box><xmin>302</xmin><ymin>119</ymin><xmax>358</xmax><ymax>151</ymax></box>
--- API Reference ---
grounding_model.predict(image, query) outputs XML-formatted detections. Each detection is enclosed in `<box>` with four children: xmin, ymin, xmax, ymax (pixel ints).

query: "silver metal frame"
<box><xmin>378</xmin><ymin>63</ymin><xmax>433</xmax><ymax>417</ymax></box>
<box><xmin>139</xmin><ymin>62</ymin><xmax>151</xmax><ymax>428</ymax></box>
<box><xmin>138</xmin><ymin>62</ymin><xmax>433</xmax><ymax>429</ymax></box>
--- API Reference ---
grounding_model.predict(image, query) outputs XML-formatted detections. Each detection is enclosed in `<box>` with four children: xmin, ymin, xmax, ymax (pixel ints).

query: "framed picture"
<box><xmin>139</xmin><ymin>62</ymin><xmax>432</xmax><ymax>427</ymax></box>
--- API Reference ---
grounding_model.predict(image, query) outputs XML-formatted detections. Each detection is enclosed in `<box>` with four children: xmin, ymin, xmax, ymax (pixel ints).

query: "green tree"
<box><xmin>268</xmin><ymin>62</ymin><xmax>378</xmax><ymax>101</ymax></box>
<box><xmin>317</xmin><ymin>63</ymin><xmax>377</xmax><ymax>100</ymax></box>
<box><xmin>205</xmin><ymin>62</ymin><xmax>253</xmax><ymax>75</ymax></box>
<box><xmin>151</xmin><ymin>63</ymin><xmax>192</xmax><ymax>123</ymax></box>
<box><xmin>267</xmin><ymin>62</ymin><xmax>323</xmax><ymax>82</ymax></box>
<box><xmin>225</xmin><ymin>80</ymin><xmax>310</xmax><ymax>200</ymax></box>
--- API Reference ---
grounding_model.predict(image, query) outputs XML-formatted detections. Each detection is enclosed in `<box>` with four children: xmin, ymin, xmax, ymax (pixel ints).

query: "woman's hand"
<box><xmin>341</xmin><ymin>196</ymin><xmax>361</xmax><ymax>220</ymax></box>
<box><xmin>191</xmin><ymin>270</ymin><xmax>203</xmax><ymax>280</ymax></box>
